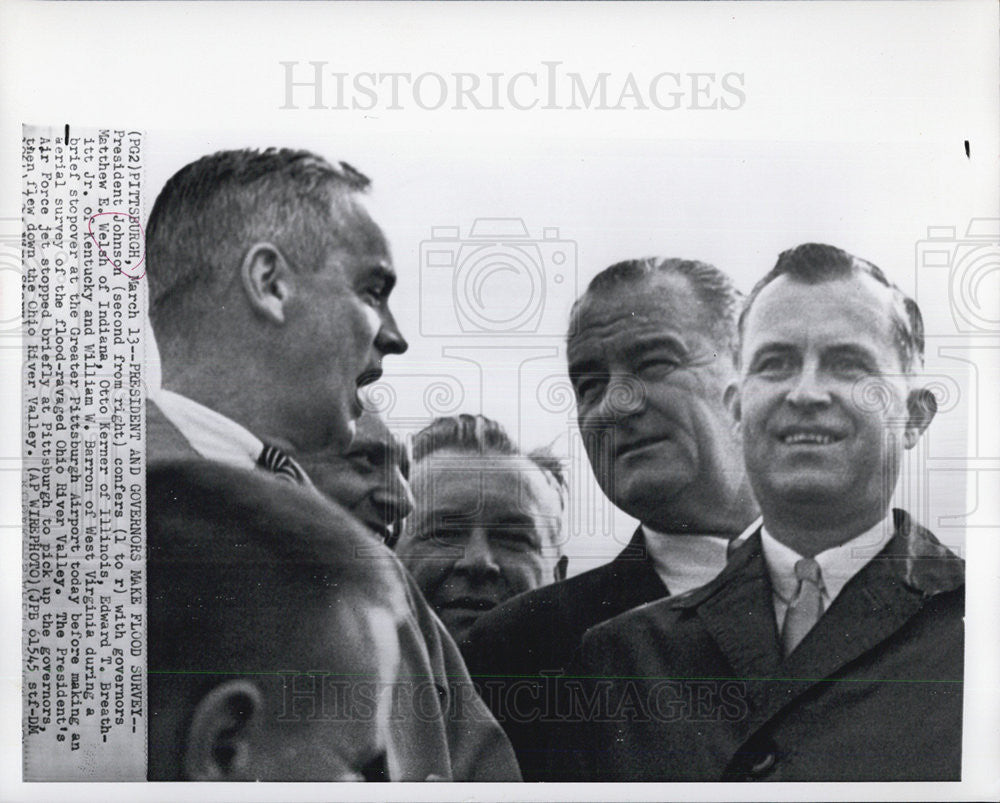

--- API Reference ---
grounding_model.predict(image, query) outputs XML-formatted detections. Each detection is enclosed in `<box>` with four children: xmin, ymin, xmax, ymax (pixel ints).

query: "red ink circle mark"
<box><xmin>87</xmin><ymin>212</ymin><xmax>147</xmax><ymax>280</ymax></box>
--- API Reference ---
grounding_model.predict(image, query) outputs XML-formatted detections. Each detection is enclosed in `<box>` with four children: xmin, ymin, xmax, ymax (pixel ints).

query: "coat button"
<box><xmin>748</xmin><ymin>751</ymin><xmax>776</xmax><ymax>777</ymax></box>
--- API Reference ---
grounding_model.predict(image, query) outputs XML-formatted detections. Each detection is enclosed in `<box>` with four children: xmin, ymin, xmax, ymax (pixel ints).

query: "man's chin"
<box><xmin>324</xmin><ymin>400</ymin><xmax>358</xmax><ymax>452</ymax></box>
<box><xmin>349</xmin><ymin>388</ymin><xmax>365</xmax><ymax>420</ymax></box>
<box><xmin>762</xmin><ymin>474</ymin><xmax>851</xmax><ymax>506</ymax></box>
<box><xmin>611</xmin><ymin>473</ymin><xmax>689</xmax><ymax>520</ymax></box>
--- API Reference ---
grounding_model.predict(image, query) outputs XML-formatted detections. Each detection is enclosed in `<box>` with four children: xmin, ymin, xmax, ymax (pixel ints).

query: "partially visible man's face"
<box><xmin>244</xmin><ymin>596</ymin><xmax>401</xmax><ymax>781</ymax></box>
<box><xmin>281</xmin><ymin>195</ymin><xmax>408</xmax><ymax>452</ymax></box>
<box><xmin>735</xmin><ymin>273</ymin><xmax>916</xmax><ymax>518</ymax></box>
<box><xmin>301</xmin><ymin>410</ymin><xmax>414</xmax><ymax>542</ymax></box>
<box><xmin>152</xmin><ymin>510</ymin><xmax>411</xmax><ymax>782</ymax></box>
<box><xmin>567</xmin><ymin>273</ymin><xmax>745</xmax><ymax>531</ymax></box>
<box><xmin>395</xmin><ymin>450</ymin><xmax>565</xmax><ymax>644</ymax></box>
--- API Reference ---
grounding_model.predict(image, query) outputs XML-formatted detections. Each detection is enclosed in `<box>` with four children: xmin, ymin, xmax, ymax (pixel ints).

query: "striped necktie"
<box><xmin>781</xmin><ymin>557</ymin><xmax>825</xmax><ymax>656</ymax></box>
<box><xmin>257</xmin><ymin>443</ymin><xmax>309</xmax><ymax>486</ymax></box>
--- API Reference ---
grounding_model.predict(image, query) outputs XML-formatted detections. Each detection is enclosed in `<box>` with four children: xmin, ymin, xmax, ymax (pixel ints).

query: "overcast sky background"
<box><xmin>3</xmin><ymin>3</ymin><xmax>998</xmax><ymax>798</ymax></box>
<box><xmin>144</xmin><ymin>129</ymin><xmax>987</xmax><ymax>570</ymax></box>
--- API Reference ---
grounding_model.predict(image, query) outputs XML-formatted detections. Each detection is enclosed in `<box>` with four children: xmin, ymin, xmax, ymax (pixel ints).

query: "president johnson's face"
<box><xmin>568</xmin><ymin>274</ymin><xmax>745</xmax><ymax>531</ymax></box>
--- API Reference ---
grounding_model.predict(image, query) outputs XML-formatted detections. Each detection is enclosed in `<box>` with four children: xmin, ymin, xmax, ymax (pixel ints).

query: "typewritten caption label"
<box><xmin>22</xmin><ymin>125</ymin><xmax>147</xmax><ymax>781</ymax></box>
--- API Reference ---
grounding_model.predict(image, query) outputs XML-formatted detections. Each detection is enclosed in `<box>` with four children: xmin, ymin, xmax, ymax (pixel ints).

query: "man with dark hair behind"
<box><xmin>144</xmin><ymin>149</ymin><xmax>519</xmax><ymax>781</ymax></box>
<box><xmin>463</xmin><ymin>258</ymin><xmax>760</xmax><ymax>778</ymax></box>
<box><xmin>395</xmin><ymin>414</ymin><xmax>569</xmax><ymax>645</ymax></box>
<box><xmin>565</xmin><ymin>243</ymin><xmax>963</xmax><ymax>781</ymax></box>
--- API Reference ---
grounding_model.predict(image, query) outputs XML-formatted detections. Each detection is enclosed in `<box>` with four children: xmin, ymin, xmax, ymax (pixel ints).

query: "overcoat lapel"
<box><xmin>688</xmin><ymin>511</ymin><xmax>964</xmax><ymax>736</ymax></box>
<box><xmin>687</xmin><ymin>512</ymin><xmax>964</xmax><ymax>739</ymax></box>
<box><xmin>754</xmin><ymin>511</ymin><xmax>964</xmax><ymax>728</ymax></box>
<box><xmin>692</xmin><ymin>532</ymin><xmax>781</xmax><ymax>715</ymax></box>
<box><xmin>754</xmin><ymin>552</ymin><xmax>927</xmax><ymax>729</ymax></box>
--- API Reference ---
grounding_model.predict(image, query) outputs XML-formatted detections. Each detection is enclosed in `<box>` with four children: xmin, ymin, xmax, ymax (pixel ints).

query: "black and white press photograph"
<box><xmin>3</xmin><ymin>1</ymin><xmax>998</xmax><ymax>801</ymax></box>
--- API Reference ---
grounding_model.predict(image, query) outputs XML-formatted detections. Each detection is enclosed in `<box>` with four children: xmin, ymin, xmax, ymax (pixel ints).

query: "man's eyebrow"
<box><xmin>627</xmin><ymin>333</ymin><xmax>688</xmax><ymax>356</ymax></box>
<box><xmin>346</xmin><ymin>441</ymin><xmax>385</xmax><ymax>463</ymax></box>
<box><xmin>823</xmin><ymin>343</ymin><xmax>879</xmax><ymax>363</ymax></box>
<box><xmin>490</xmin><ymin>512</ymin><xmax>540</xmax><ymax>528</ymax></box>
<box><xmin>748</xmin><ymin>341</ymin><xmax>795</xmax><ymax>359</ymax></box>
<box><xmin>418</xmin><ymin>507</ymin><xmax>473</xmax><ymax>527</ymax></box>
<box><xmin>637</xmin><ymin>331</ymin><xmax>686</xmax><ymax>347</ymax></box>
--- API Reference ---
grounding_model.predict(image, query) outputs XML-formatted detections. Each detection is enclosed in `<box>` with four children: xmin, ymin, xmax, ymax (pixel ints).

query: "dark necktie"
<box><xmin>257</xmin><ymin>443</ymin><xmax>310</xmax><ymax>486</ymax></box>
<box><xmin>781</xmin><ymin>557</ymin><xmax>825</xmax><ymax>656</ymax></box>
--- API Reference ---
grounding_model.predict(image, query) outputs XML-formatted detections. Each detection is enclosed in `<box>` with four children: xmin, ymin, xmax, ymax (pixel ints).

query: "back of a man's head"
<box><xmin>147</xmin><ymin>460</ymin><xmax>405</xmax><ymax>780</ymax></box>
<box><xmin>146</xmin><ymin>148</ymin><xmax>370</xmax><ymax>341</ymax></box>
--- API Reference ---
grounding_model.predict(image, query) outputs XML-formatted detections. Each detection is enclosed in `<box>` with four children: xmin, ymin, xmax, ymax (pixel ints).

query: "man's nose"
<box><xmin>373</xmin><ymin>471</ymin><xmax>414</xmax><ymax>526</ymax></box>
<box><xmin>786</xmin><ymin>363</ymin><xmax>832</xmax><ymax>408</ymax></box>
<box><xmin>454</xmin><ymin>529</ymin><xmax>501</xmax><ymax>577</ymax></box>
<box><xmin>376</xmin><ymin>310</ymin><xmax>408</xmax><ymax>355</ymax></box>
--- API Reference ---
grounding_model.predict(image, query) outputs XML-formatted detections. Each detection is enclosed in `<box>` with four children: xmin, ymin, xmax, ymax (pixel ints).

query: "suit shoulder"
<box><xmin>464</xmin><ymin>561</ymin><xmax>632</xmax><ymax>678</ymax></box>
<box><xmin>583</xmin><ymin>592</ymin><xmax>685</xmax><ymax>651</ymax></box>
<box><xmin>892</xmin><ymin>508</ymin><xmax>965</xmax><ymax>595</ymax></box>
<box><xmin>469</xmin><ymin>561</ymin><xmax>622</xmax><ymax>642</ymax></box>
<box><xmin>148</xmin><ymin>459</ymin><xmax>392</xmax><ymax>567</ymax></box>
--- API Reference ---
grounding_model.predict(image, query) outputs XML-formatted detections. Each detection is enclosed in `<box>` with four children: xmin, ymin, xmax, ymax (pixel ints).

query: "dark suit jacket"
<box><xmin>146</xmin><ymin>400</ymin><xmax>521</xmax><ymax>781</ymax></box>
<box><xmin>560</xmin><ymin>510</ymin><xmax>965</xmax><ymax>782</ymax></box>
<box><xmin>462</xmin><ymin>527</ymin><xmax>668</xmax><ymax>779</ymax></box>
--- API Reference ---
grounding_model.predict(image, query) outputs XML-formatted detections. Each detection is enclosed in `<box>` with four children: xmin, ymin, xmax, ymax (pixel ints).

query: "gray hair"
<box><xmin>412</xmin><ymin>413</ymin><xmax>569</xmax><ymax>525</ymax></box>
<box><xmin>146</xmin><ymin>148</ymin><xmax>370</xmax><ymax>336</ymax></box>
<box><xmin>570</xmin><ymin>257</ymin><xmax>743</xmax><ymax>361</ymax></box>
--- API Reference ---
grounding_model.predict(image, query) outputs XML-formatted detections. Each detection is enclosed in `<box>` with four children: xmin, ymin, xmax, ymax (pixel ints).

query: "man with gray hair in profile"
<box><xmin>464</xmin><ymin>257</ymin><xmax>760</xmax><ymax>778</ymax></box>
<box><xmin>145</xmin><ymin>148</ymin><xmax>406</xmax><ymax>463</ymax></box>
<box><xmin>143</xmin><ymin>148</ymin><xmax>519</xmax><ymax>780</ymax></box>
<box><xmin>565</xmin><ymin>243</ymin><xmax>963</xmax><ymax>781</ymax></box>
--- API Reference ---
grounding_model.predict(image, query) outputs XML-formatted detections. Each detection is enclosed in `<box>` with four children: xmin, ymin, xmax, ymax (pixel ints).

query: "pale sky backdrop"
<box><xmin>143</xmin><ymin>129</ymin><xmax>989</xmax><ymax>572</ymax></box>
<box><xmin>3</xmin><ymin>3</ymin><xmax>997</xmax><ymax>798</ymax></box>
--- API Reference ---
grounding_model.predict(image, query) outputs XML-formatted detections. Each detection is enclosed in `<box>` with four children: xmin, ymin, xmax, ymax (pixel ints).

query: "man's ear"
<box><xmin>554</xmin><ymin>554</ymin><xmax>569</xmax><ymax>582</ymax></box>
<box><xmin>182</xmin><ymin>679</ymin><xmax>263</xmax><ymax>781</ymax></box>
<box><xmin>723</xmin><ymin>382</ymin><xmax>742</xmax><ymax>428</ymax></box>
<box><xmin>241</xmin><ymin>243</ymin><xmax>293</xmax><ymax>324</ymax></box>
<box><xmin>903</xmin><ymin>386</ymin><xmax>937</xmax><ymax>450</ymax></box>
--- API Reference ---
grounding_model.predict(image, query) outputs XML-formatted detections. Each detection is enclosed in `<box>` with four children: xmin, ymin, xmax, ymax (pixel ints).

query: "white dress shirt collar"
<box><xmin>150</xmin><ymin>387</ymin><xmax>263</xmax><ymax>471</ymax></box>
<box><xmin>641</xmin><ymin>521</ymin><xmax>759</xmax><ymax>597</ymax></box>
<box><xmin>761</xmin><ymin>513</ymin><xmax>894</xmax><ymax>625</ymax></box>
